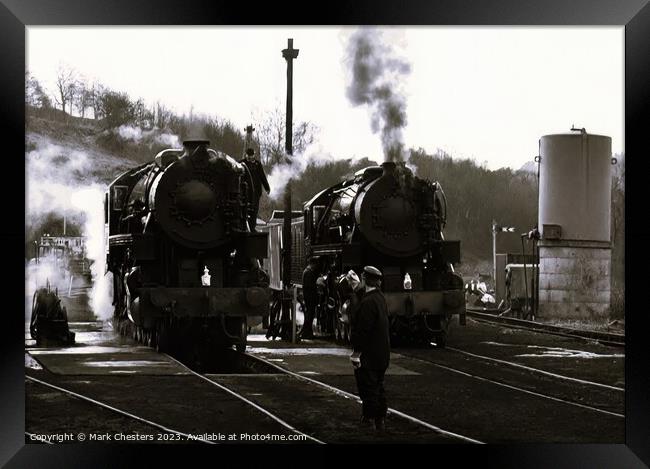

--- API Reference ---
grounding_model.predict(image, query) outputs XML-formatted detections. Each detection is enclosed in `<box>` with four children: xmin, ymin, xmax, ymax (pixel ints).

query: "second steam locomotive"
<box><xmin>105</xmin><ymin>140</ymin><xmax>270</xmax><ymax>357</ymax></box>
<box><xmin>265</xmin><ymin>161</ymin><xmax>466</xmax><ymax>347</ymax></box>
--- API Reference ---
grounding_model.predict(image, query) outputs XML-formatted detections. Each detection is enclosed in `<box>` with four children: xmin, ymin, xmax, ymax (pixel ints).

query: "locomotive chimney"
<box><xmin>381</xmin><ymin>161</ymin><xmax>397</xmax><ymax>176</ymax></box>
<box><xmin>182</xmin><ymin>139</ymin><xmax>210</xmax><ymax>155</ymax></box>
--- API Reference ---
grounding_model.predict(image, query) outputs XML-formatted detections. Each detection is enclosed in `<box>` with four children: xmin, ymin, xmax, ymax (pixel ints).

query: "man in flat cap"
<box><xmin>350</xmin><ymin>265</ymin><xmax>391</xmax><ymax>432</ymax></box>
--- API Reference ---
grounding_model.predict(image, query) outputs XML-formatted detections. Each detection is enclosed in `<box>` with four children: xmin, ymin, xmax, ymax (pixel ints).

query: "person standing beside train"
<box><xmin>299</xmin><ymin>257</ymin><xmax>319</xmax><ymax>339</ymax></box>
<box><xmin>350</xmin><ymin>266</ymin><xmax>391</xmax><ymax>432</ymax></box>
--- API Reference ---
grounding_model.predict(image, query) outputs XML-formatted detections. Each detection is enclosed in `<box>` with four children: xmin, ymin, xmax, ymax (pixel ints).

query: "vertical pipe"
<box><xmin>492</xmin><ymin>220</ymin><xmax>497</xmax><ymax>290</ymax></box>
<box><xmin>535</xmin><ymin>239</ymin><xmax>540</xmax><ymax>319</ymax></box>
<box><xmin>285</xmin><ymin>39</ymin><xmax>294</xmax><ymax>156</ymax></box>
<box><xmin>292</xmin><ymin>285</ymin><xmax>297</xmax><ymax>344</ymax></box>
<box><xmin>281</xmin><ymin>38</ymin><xmax>299</xmax><ymax>338</ymax></box>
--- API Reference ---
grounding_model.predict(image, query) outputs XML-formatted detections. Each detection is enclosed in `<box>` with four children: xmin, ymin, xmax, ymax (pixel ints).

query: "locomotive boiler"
<box><xmin>105</xmin><ymin>140</ymin><xmax>270</xmax><ymax>358</ymax></box>
<box><xmin>266</xmin><ymin>161</ymin><xmax>466</xmax><ymax>346</ymax></box>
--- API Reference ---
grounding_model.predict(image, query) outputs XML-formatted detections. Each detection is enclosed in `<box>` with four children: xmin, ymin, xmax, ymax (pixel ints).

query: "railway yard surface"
<box><xmin>25</xmin><ymin>312</ymin><xmax>624</xmax><ymax>445</ymax></box>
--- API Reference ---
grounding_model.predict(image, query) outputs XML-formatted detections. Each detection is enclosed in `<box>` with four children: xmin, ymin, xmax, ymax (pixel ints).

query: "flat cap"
<box><xmin>363</xmin><ymin>266</ymin><xmax>382</xmax><ymax>278</ymax></box>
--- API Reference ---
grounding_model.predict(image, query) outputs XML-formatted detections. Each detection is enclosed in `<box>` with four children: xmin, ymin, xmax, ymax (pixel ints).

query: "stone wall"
<box><xmin>538</xmin><ymin>242</ymin><xmax>611</xmax><ymax>319</ymax></box>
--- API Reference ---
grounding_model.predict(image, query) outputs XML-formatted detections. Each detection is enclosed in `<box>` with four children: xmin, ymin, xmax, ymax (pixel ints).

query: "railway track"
<box><xmin>395</xmin><ymin>348</ymin><xmax>624</xmax><ymax>418</ymax></box>
<box><xmin>160</xmin><ymin>348</ymin><xmax>484</xmax><ymax>443</ymax></box>
<box><xmin>465</xmin><ymin>308</ymin><xmax>625</xmax><ymax>347</ymax></box>
<box><xmin>238</xmin><ymin>352</ymin><xmax>485</xmax><ymax>444</ymax></box>
<box><xmin>25</xmin><ymin>375</ymin><xmax>213</xmax><ymax>444</ymax></box>
<box><xmin>444</xmin><ymin>345</ymin><xmax>624</xmax><ymax>392</ymax></box>
<box><xmin>26</xmin><ymin>317</ymin><xmax>622</xmax><ymax>444</ymax></box>
<box><xmin>162</xmin><ymin>353</ymin><xmax>325</xmax><ymax>444</ymax></box>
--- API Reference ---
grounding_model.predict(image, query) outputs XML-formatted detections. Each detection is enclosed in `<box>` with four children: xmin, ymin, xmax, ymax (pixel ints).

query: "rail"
<box><xmin>465</xmin><ymin>308</ymin><xmax>625</xmax><ymax>347</ymax></box>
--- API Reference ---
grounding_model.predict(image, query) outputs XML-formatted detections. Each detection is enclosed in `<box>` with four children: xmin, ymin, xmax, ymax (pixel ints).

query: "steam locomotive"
<box><xmin>105</xmin><ymin>140</ymin><xmax>270</xmax><ymax>357</ymax></box>
<box><xmin>265</xmin><ymin>161</ymin><xmax>465</xmax><ymax>346</ymax></box>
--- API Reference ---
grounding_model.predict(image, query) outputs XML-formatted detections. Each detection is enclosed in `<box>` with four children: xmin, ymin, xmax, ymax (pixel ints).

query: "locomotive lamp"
<box><xmin>403</xmin><ymin>273</ymin><xmax>412</xmax><ymax>290</ymax></box>
<box><xmin>201</xmin><ymin>266</ymin><xmax>211</xmax><ymax>287</ymax></box>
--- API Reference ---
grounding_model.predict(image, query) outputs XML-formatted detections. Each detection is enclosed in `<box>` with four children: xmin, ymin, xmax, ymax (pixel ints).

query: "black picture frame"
<box><xmin>3</xmin><ymin>0</ymin><xmax>648</xmax><ymax>466</ymax></box>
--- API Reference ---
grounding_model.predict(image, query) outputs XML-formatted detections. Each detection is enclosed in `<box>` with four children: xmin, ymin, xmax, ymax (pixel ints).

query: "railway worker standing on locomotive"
<box><xmin>350</xmin><ymin>266</ymin><xmax>390</xmax><ymax>432</ymax></box>
<box><xmin>239</xmin><ymin>126</ymin><xmax>270</xmax><ymax>232</ymax></box>
<box><xmin>299</xmin><ymin>257</ymin><xmax>319</xmax><ymax>339</ymax></box>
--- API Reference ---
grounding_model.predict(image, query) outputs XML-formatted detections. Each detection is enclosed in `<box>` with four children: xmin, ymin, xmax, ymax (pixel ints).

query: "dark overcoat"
<box><xmin>351</xmin><ymin>289</ymin><xmax>390</xmax><ymax>370</ymax></box>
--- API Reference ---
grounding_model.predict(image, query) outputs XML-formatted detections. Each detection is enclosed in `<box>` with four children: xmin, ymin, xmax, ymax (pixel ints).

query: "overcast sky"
<box><xmin>27</xmin><ymin>27</ymin><xmax>623</xmax><ymax>170</ymax></box>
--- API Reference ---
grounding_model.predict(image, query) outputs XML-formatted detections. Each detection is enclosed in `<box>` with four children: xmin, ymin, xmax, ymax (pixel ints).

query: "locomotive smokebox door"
<box><xmin>354</xmin><ymin>162</ymin><xmax>423</xmax><ymax>257</ymax></box>
<box><xmin>149</xmin><ymin>141</ymin><xmax>238</xmax><ymax>249</ymax></box>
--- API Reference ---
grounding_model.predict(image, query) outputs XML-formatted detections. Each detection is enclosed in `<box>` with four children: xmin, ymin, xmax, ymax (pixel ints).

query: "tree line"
<box><xmin>26</xmin><ymin>65</ymin><xmax>624</xmax><ymax>290</ymax></box>
<box><xmin>26</xmin><ymin>66</ymin><xmax>317</xmax><ymax>166</ymax></box>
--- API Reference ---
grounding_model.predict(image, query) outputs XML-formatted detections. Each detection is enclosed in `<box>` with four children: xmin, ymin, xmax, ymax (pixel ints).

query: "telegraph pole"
<box><xmin>281</xmin><ymin>38</ymin><xmax>299</xmax><ymax>341</ymax></box>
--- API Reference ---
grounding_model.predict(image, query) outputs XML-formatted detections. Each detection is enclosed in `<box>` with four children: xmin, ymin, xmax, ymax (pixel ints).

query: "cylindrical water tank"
<box><xmin>538</xmin><ymin>131</ymin><xmax>612</xmax><ymax>242</ymax></box>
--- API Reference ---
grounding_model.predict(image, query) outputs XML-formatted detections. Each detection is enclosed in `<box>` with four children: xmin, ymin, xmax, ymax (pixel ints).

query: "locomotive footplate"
<box><xmin>136</xmin><ymin>287</ymin><xmax>270</xmax><ymax>320</ymax></box>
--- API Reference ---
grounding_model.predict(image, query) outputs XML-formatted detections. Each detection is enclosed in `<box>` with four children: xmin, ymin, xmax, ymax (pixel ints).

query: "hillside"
<box><xmin>25</xmin><ymin>108</ymin><xmax>624</xmax><ymax>305</ymax></box>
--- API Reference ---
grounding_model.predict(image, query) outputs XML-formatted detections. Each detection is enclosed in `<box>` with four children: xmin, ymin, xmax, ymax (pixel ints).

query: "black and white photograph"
<box><xmin>11</xmin><ymin>10</ymin><xmax>643</xmax><ymax>456</ymax></box>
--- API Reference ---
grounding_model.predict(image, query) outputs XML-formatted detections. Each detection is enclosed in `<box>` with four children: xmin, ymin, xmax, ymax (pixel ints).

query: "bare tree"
<box><xmin>25</xmin><ymin>72</ymin><xmax>51</xmax><ymax>108</ymax></box>
<box><xmin>255</xmin><ymin>107</ymin><xmax>318</xmax><ymax>165</ymax></box>
<box><xmin>73</xmin><ymin>77</ymin><xmax>93</xmax><ymax>118</ymax></box>
<box><xmin>54</xmin><ymin>64</ymin><xmax>77</xmax><ymax>115</ymax></box>
<box><xmin>89</xmin><ymin>82</ymin><xmax>106</xmax><ymax>120</ymax></box>
<box><xmin>154</xmin><ymin>101</ymin><xmax>173</xmax><ymax>129</ymax></box>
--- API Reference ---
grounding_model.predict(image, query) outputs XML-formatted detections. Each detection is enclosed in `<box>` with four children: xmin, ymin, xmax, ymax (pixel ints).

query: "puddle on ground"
<box><xmin>482</xmin><ymin>341</ymin><xmax>624</xmax><ymax>359</ymax></box>
<box><xmin>248</xmin><ymin>347</ymin><xmax>351</xmax><ymax>356</ymax></box>
<box><xmin>515</xmin><ymin>349</ymin><xmax>624</xmax><ymax>359</ymax></box>
<box><xmin>70</xmin><ymin>331</ymin><xmax>121</xmax><ymax>344</ymax></box>
<box><xmin>83</xmin><ymin>360</ymin><xmax>171</xmax><ymax>367</ymax></box>
<box><xmin>28</xmin><ymin>345</ymin><xmax>151</xmax><ymax>355</ymax></box>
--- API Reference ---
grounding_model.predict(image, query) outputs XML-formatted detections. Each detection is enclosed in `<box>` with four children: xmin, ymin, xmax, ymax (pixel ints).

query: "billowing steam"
<box><xmin>345</xmin><ymin>29</ymin><xmax>411</xmax><ymax>162</ymax></box>
<box><xmin>69</xmin><ymin>187</ymin><xmax>114</xmax><ymax>321</ymax></box>
<box><xmin>26</xmin><ymin>135</ymin><xmax>128</xmax><ymax>321</ymax></box>
<box><xmin>116</xmin><ymin>125</ymin><xmax>181</xmax><ymax>148</ymax></box>
<box><xmin>266</xmin><ymin>151</ymin><xmax>336</xmax><ymax>200</ymax></box>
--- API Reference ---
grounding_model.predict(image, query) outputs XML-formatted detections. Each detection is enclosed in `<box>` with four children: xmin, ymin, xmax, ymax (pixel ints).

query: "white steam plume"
<box><xmin>26</xmin><ymin>135</ymin><xmax>126</xmax><ymax>321</ymax></box>
<box><xmin>116</xmin><ymin>125</ymin><xmax>181</xmax><ymax>148</ymax></box>
<box><xmin>266</xmin><ymin>150</ymin><xmax>337</xmax><ymax>200</ymax></box>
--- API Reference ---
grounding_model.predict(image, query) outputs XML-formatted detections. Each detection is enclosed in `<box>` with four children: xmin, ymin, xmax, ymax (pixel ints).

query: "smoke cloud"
<box><xmin>345</xmin><ymin>29</ymin><xmax>412</xmax><ymax>162</ymax></box>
